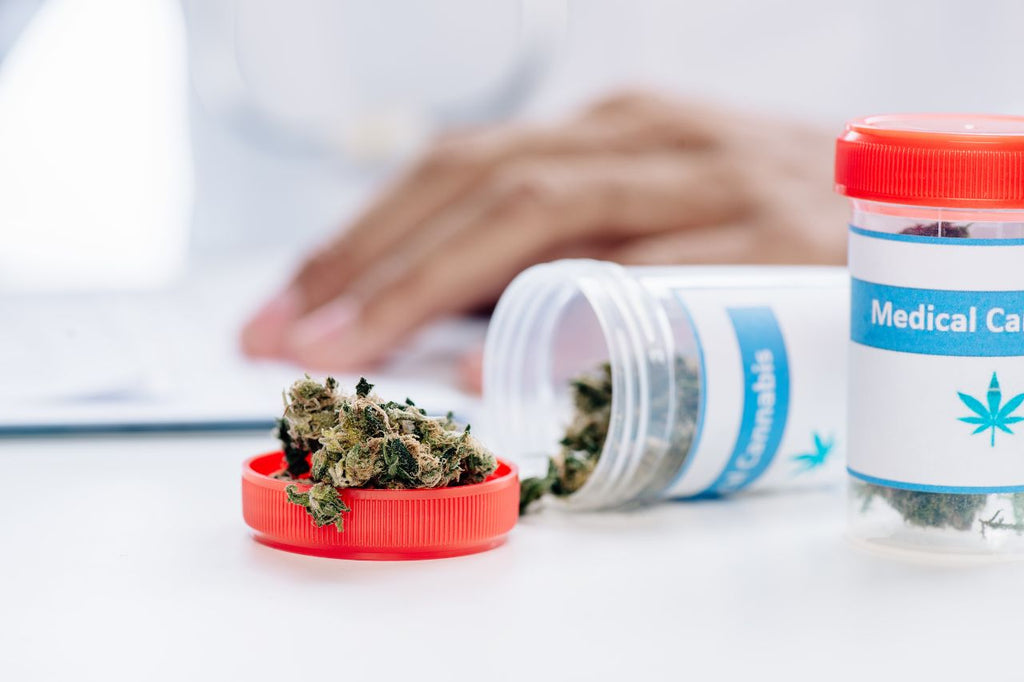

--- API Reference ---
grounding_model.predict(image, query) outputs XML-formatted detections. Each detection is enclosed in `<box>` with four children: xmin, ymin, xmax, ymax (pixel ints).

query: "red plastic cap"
<box><xmin>242</xmin><ymin>452</ymin><xmax>519</xmax><ymax>560</ymax></box>
<box><xmin>835</xmin><ymin>114</ymin><xmax>1024</xmax><ymax>208</ymax></box>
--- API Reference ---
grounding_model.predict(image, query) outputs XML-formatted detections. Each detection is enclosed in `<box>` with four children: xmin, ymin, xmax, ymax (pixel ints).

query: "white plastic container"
<box><xmin>836</xmin><ymin>114</ymin><xmax>1024</xmax><ymax>556</ymax></box>
<box><xmin>483</xmin><ymin>259</ymin><xmax>848</xmax><ymax>509</ymax></box>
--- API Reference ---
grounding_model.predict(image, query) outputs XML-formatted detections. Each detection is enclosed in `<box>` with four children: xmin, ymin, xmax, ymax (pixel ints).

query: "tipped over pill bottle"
<box><xmin>836</xmin><ymin>114</ymin><xmax>1024</xmax><ymax>556</ymax></box>
<box><xmin>483</xmin><ymin>260</ymin><xmax>848</xmax><ymax>509</ymax></box>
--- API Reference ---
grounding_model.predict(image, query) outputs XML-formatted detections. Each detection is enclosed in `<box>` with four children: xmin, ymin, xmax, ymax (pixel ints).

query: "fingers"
<box><xmin>243</xmin><ymin>120</ymin><xmax>688</xmax><ymax>357</ymax></box>
<box><xmin>603</xmin><ymin>217</ymin><xmax>839</xmax><ymax>266</ymax></box>
<box><xmin>289</xmin><ymin>116</ymin><xmax>720</xmax><ymax>303</ymax></box>
<box><xmin>458</xmin><ymin>348</ymin><xmax>485</xmax><ymax>395</ymax></box>
<box><xmin>242</xmin><ymin>106</ymin><xmax>732</xmax><ymax>359</ymax></box>
<box><xmin>603</xmin><ymin>222</ymin><xmax>768</xmax><ymax>265</ymax></box>
<box><xmin>241</xmin><ymin>147</ymin><xmax>477</xmax><ymax>358</ymax></box>
<box><xmin>580</xmin><ymin>90</ymin><xmax>730</xmax><ymax>136</ymax></box>
<box><xmin>573</xmin><ymin>152</ymin><xmax>749</xmax><ymax>238</ymax></box>
<box><xmin>242</xmin><ymin>90</ymin><xmax>768</xmax><ymax>365</ymax></box>
<box><xmin>240</xmin><ymin>287</ymin><xmax>302</xmax><ymax>358</ymax></box>
<box><xmin>267</xmin><ymin>97</ymin><xmax>729</xmax><ymax>295</ymax></box>
<box><xmin>281</xmin><ymin>182</ymin><xmax>564</xmax><ymax>370</ymax></box>
<box><xmin>282</xmin><ymin>152</ymin><xmax>749</xmax><ymax>370</ymax></box>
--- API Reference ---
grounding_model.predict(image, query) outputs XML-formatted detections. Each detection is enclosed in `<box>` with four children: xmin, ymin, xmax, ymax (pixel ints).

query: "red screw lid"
<box><xmin>835</xmin><ymin>114</ymin><xmax>1024</xmax><ymax>208</ymax></box>
<box><xmin>242</xmin><ymin>451</ymin><xmax>520</xmax><ymax>560</ymax></box>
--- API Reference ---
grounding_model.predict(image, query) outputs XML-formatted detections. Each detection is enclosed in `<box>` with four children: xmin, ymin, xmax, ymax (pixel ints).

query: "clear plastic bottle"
<box><xmin>482</xmin><ymin>259</ymin><xmax>848</xmax><ymax>510</ymax></box>
<box><xmin>836</xmin><ymin>114</ymin><xmax>1024</xmax><ymax>556</ymax></box>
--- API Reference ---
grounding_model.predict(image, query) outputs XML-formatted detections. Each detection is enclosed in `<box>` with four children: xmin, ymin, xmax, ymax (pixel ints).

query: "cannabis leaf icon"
<box><xmin>958</xmin><ymin>372</ymin><xmax>1024</xmax><ymax>447</ymax></box>
<box><xmin>791</xmin><ymin>432</ymin><xmax>833</xmax><ymax>473</ymax></box>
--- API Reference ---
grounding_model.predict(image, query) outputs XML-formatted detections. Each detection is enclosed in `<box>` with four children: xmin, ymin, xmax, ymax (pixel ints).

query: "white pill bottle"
<box><xmin>483</xmin><ymin>260</ymin><xmax>848</xmax><ymax>509</ymax></box>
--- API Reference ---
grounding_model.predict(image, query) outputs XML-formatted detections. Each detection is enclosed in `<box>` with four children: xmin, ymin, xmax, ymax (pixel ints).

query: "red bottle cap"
<box><xmin>242</xmin><ymin>452</ymin><xmax>519</xmax><ymax>560</ymax></box>
<box><xmin>835</xmin><ymin>114</ymin><xmax>1024</xmax><ymax>208</ymax></box>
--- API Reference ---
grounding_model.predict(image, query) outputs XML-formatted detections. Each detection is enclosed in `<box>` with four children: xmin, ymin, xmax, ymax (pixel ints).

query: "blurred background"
<box><xmin>1</xmin><ymin>0</ymin><xmax>1021</xmax><ymax>432</ymax></box>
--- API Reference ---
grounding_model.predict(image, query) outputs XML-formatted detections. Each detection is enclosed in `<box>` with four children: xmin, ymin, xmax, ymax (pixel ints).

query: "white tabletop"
<box><xmin>1</xmin><ymin>432</ymin><xmax>1021</xmax><ymax>681</ymax></box>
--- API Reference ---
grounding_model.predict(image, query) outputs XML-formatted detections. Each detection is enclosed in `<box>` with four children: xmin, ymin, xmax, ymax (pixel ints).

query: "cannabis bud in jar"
<box><xmin>518</xmin><ymin>364</ymin><xmax>613</xmax><ymax>512</ymax></box>
<box><xmin>520</xmin><ymin>357</ymin><xmax>700</xmax><ymax>513</ymax></box>
<box><xmin>837</xmin><ymin>114</ymin><xmax>1024</xmax><ymax>555</ymax></box>
<box><xmin>276</xmin><ymin>376</ymin><xmax>498</xmax><ymax>531</ymax></box>
<box><xmin>854</xmin><ymin>223</ymin><xmax>1024</xmax><ymax>534</ymax></box>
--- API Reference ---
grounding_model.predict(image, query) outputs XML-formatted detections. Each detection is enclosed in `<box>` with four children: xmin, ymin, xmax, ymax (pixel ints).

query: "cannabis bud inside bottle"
<box><xmin>836</xmin><ymin>114</ymin><xmax>1024</xmax><ymax>556</ymax></box>
<box><xmin>483</xmin><ymin>260</ymin><xmax>849</xmax><ymax>511</ymax></box>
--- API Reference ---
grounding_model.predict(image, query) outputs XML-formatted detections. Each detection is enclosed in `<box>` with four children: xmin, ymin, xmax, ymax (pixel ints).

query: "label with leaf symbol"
<box><xmin>848</xmin><ymin>226</ymin><xmax>1024</xmax><ymax>493</ymax></box>
<box><xmin>664</xmin><ymin>278</ymin><xmax>848</xmax><ymax>498</ymax></box>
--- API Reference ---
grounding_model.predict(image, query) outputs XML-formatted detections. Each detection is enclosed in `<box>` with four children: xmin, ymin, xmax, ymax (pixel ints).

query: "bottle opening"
<box><xmin>483</xmin><ymin>260</ymin><xmax>686</xmax><ymax>509</ymax></box>
<box><xmin>483</xmin><ymin>261</ymin><xmax>614</xmax><ymax>481</ymax></box>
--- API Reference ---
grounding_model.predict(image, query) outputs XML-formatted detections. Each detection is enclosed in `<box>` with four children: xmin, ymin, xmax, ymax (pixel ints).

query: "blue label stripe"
<box><xmin>696</xmin><ymin>307</ymin><xmax>790</xmax><ymax>497</ymax></box>
<box><xmin>849</xmin><ymin>225</ymin><xmax>1024</xmax><ymax>246</ymax></box>
<box><xmin>848</xmin><ymin>468</ymin><xmax>1024</xmax><ymax>494</ymax></box>
<box><xmin>851</xmin><ymin>278</ymin><xmax>1024</xmax><ymax>357</ymax></box>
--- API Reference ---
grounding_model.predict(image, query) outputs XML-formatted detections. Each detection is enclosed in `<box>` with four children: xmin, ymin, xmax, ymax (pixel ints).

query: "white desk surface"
<box><xmin>2</xmin><ymin>433</ymin><xmax>1022</xmax><ymax>681</ymax></box>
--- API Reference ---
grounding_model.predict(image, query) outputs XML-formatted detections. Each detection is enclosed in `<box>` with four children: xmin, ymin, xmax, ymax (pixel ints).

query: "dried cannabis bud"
<box><xmin>277</xmin><ymin>376</ymin><xmax>498</xmax><ymax>531</ymax></box>
<box><xmin>856</xmin><ymin>483</ymin><xmax>986</xmax><ymax>531</ymax></box>
<box><xmin>520</xmin><ymin>358</ymin><xmax>699</xmax><ymax>512</ymax></box>
<box><xmin>518</xmin><ymin>364</ymin><xmax>612</xmax><ymax>512</ymax></box>
<box><xmin>897</xmin><ymin>222</ymin><xmax>971</xmax><ymax>239</ymax></box>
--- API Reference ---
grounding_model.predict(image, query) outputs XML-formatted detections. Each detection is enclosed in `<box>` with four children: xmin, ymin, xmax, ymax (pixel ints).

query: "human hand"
<box><xmin>241</xmin><ymin>91</ymin><xmax>846</xmax><ymax>371</ymax></box>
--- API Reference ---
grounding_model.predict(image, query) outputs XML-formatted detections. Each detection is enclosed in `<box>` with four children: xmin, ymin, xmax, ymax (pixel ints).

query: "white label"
<box><xmin>848</xmin><ymin>226</ymin><xmax>1024</xmax><ymax>493</ymax></box>
<box><xmin>663</xmin><ymin>276</ymin><xmax>848</xmax><ymax>498</ymax></box>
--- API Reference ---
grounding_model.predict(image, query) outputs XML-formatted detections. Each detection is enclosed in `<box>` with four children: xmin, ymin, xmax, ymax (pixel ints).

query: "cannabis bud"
<box><xmin>519</xmin><ymin>358</ymin><xmax>699</xmax><ymax>513</ymax></box>
<box><xmin>277</xmin><ymin>376</ymin><xmax>498</xmax><ymax>531</ymax></box>
<box><xmin>517</xmin><ymin>364</ymin><xmax>612</xmax><ymax>512</ymax></box>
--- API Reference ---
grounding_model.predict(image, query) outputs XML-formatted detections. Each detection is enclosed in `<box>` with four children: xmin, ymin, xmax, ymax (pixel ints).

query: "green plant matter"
<box><xmin>520</xmin><ymin>357</ymin><xmax>700</xmax><ymax>512</ymax></box>
<box><xmin>855</xmin><ymin>482</ymin><xmax>987</xmax><ymax>531</ymax></box>
<box><xmin>898</xmin><ymin>222</ymin><xmax>971</xmax><ymax>238</ymax></box>
<box><xmin>276</xmin><ymin>376</ymin><xmax>497</xmax><ymax>531</ymax></box>
<box><xmin>518</xmin><ymin>364</ymin><xmax>612</xmax><ymax>513</ymax></box>
<box><xmin>977</xmin><ymin>493</ymin><xmax>1024</xmax><ymax>535</ymax></box>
